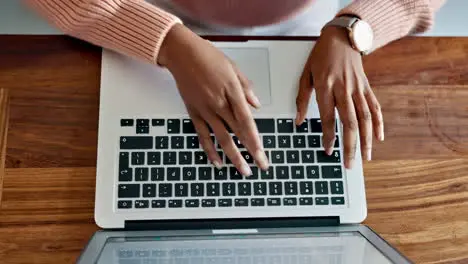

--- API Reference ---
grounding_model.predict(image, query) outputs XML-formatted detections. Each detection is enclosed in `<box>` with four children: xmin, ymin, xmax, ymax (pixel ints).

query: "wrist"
<box><xmin>158</xmin><ymin>23</ymin><xmax>190</xmax><ymax>67</ymax></box>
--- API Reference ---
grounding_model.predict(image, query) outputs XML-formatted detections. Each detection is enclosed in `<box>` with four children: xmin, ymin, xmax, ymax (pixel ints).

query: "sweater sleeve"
<box><xmin>26</xmin><ymin>0</ymin><xmax>182</xmax><ymax>64</ymax></box>
<box><xmin>337</xmin><ymin>0</ymin><xmax>446</xmax><ymax>50</ymax></box>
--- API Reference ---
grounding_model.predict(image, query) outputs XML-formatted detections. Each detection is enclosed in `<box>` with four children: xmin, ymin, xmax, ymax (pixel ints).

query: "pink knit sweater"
<box><xmin>27</xmin><ymin>0</ymin><xmax>445</xmax><ymax>65</ymax></box>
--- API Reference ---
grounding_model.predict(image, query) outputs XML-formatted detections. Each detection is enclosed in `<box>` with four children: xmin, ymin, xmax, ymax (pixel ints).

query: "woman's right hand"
<box><xmin>158</xmin><ymin>24</ymin><xmax>269</xmax><ymax>176</ymax></box>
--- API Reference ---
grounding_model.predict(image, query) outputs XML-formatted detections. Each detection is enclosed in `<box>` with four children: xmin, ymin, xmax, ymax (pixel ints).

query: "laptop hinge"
<box><xmin>125</xmin><ymin>216</ymin><xmax>340</xmax><ymax>231</ymax></box>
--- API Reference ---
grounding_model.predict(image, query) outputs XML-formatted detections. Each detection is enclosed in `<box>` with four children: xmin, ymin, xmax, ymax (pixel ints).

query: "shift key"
<box><xmin>120</xmin><ymin>136</ymin><xmax>153</xmax><ymax>149</ymax></box>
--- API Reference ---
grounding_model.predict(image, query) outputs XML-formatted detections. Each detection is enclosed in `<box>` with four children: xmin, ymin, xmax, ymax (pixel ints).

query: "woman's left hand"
<box><xmin>295</xmin><ymin>26</ymin><xmax>384</xmax><ymax>169</ymax></box>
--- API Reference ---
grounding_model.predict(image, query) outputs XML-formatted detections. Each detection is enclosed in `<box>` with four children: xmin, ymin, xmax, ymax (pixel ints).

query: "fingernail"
<box><xmin>379</xmin><ymin>133</ymin><xmax>384</xmax><ymax>141</ymax></box>
<box><xmin>241</xmin><ymin>163</ymin><xmax>253</xmax><ymax>176</ymax></box>
<box><xmin>255</xmin><ymin>150</ymin><xmax>269</xmax><ymax>169</ymax></box>
<box><xmin>295</xmin><ymin>112</ymin><xmax>302</xmax><ymax>125</ymax></box>
<box><xmin>252</xmin><ymin>95</ymin><xmax>261</xmax><ymax>108</ymax></box>
<box><xmin>326</xmin><ymin>148</ymin><xmax>333</xmax><ymax>156</ymax></box>
<box><xmin>213</xmin><ymin>160</ymin><xmax>222</xmax><ymax>169</ymax></box>
<box><xmin>367</xmin><ymin>151</ymin><xmax>372</xmax><ymax>161</ymax></box>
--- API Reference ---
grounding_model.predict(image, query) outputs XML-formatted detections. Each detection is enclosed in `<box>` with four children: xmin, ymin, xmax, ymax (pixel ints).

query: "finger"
<box><xmin>190</xmin><ymin>111</ymin><xmax>222</xmax><ymax>168</ymax></box>
<box><xmin>334</xmin><ymin>88</ymin><xmax>358</xmax><ymax>169</ymax></box>
<box><xmin>231</xmin><ymin>59</ymin><xmax>261</xmax><ymax>109</ymax></box>
<box><xmin>207</xmin><ymin>113</ymin><xmax>252</xmax><ymax>176</ymax></box>
<box><xmin>296</xmin><ymin>58</ymin><xmax>314</xmax><ymax>125</ymax></box>
<box><xmin>353</xmin><ymin>90</ymin><xmax>373</xmax><ymax>161</ymax></box>
<box><xmin>224</xmin><ymin>80</ymin><xmax>269</xmax><ymax>170</ymax></box>
<box><xmin>315</xmin><ymin>85</ymin><xmax>336</xmax><ymax>155</ymax></box>
<box><xmin>364</xmin><ymin>87</ymin><xmax>384</xmax><ymax>141</ymax></box>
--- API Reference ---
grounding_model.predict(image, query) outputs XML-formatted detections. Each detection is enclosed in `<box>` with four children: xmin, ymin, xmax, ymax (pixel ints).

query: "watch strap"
<box><xmin>323</xmin><ymin>16</ymin><xmax>359</xmax><ymax>30</ymax></box>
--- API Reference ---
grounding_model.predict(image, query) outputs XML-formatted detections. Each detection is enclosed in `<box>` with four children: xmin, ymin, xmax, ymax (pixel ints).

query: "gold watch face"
<box><xmin>351</xmin><ymin>20</ymin><xmax>374</xmax><ymax>52</ymax></box>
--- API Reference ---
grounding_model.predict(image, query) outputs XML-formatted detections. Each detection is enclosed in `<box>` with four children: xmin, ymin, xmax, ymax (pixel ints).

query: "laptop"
<box><xmin>84</xmin><ymin>39</ymin><xmax>411</xmax><ymax>263</ymax></box>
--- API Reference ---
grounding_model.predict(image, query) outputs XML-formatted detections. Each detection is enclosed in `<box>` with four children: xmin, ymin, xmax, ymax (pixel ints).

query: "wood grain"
<box><xmin>1</xmin><ymin>35</ymin><xmax>468</xmax><ymax>264</ymax></box>
<box><xmin>0</xmin><ymin>89</ymin><xmax>9</xmax><ymax>204</ymax></box>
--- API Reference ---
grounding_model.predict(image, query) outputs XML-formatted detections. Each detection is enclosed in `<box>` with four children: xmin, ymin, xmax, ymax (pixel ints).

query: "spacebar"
<box><xmin>120</xmin><ymin>136</ymin><xmax>153</xmax><ymax>149</ymax></box>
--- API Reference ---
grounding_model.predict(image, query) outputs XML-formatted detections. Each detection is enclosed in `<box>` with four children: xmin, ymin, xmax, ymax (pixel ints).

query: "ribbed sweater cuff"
<box><xmin>337</xmin><ymin>0</ymin><xmax>434</xmax><ymax>51</ymax></box>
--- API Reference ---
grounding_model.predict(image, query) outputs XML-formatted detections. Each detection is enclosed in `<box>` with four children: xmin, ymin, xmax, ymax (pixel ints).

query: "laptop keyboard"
<box><xmin>117</xmin><ymin>118</ymin><xmax>346</xmax><ymax>210</ymax></box>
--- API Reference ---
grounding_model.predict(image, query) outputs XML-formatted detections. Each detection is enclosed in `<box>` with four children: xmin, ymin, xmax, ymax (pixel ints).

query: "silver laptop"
<box><xmin>87</xmin><ymin>40</ymin><xmax>410</xmax><ymax>263</ymax></box>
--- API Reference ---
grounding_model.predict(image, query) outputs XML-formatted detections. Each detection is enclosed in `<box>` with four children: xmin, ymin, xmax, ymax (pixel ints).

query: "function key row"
<box><xmin>121</xmin><ymin>118</ymin><xmax>338</xmax><ymax>134</ymax></box>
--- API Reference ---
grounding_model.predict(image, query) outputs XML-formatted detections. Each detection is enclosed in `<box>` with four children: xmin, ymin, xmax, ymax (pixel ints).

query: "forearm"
<box><xmin>26</xmin><ymin>0</ymin><xmax>182</xmax><ymax>64</ymax></box>
<box><xmin>337</xmin><ymin>0</ymin><xmax>446</xmax><ymax>50</ymax></box>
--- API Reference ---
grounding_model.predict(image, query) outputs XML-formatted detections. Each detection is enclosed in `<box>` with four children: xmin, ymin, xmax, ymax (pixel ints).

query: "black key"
<box><xmin>272</xmin><ymin>151</ymin><xmax>285</xmax><ymax>164</ymax></box>
<box><xmin>185</xmin><ymin>199</ymin><xmax>200</xmax><ymax>208</ymax></box>
<box><xmin>182</xmin><ymin>119</ymin><xmax>196</xmax><ymax>133</ymax></box>
<box><xmin>229</xmin><ymin>167</ymin><xmax>243</xmax><ymax>180</ymax></box>
<box><xmin>232</xmin><ymin>136</ymin><xmax>244</xmax><ymax>148</ymax></box>
<box><xmin>121</xmin><ymin>119</ymin><xmax>134</xmax><ymax>126</ymax></box>
<box><xmin>307</xmin><ymin>135</ymin><xmax>320</xmax><ymax>148</ymax></box>
<box><xmin>269</xmin><ymin>182</ymin><xmax>282</xmax><ymax>195</ymax></box>
<box><xmin>222</xmin><ymin>182</ymin><xmax>236</xmax><ymax>196</ymax></box>
<box><xmin>317</xmin><ymin>150</ymin><xmax>341</xmax><ymax>163</ymax></box>
<box><xmin>322</xmin><ymin>166</ymin><xmax>343</xmax><ymax>178</ymax></box>
<box><xmin>135</xmin><ymin>168</ymin><xmax>149</xmax><ymax>181</ymax></box>
<box><xmin>143</xmin><ymin>184</ymin><xmax>156</xmax><ymax>197</ymax></box>
<box><xmin>300</xmin><ymin>181</ymin><xmax>314</xmax><ymax>195</ymax></box>
<box><xmin>286</xmin><ymin>151</ymin><xmax>300</xmax><ymax>163</ymax></box>
<box><xmin>296</xmin><ymin>121</ymin><xmax>309</xmax><ymax>133</ymax></box>
<box><xmin>120</xmin><ymin>136</ymin><xmax>153</xmax><ymax>150</ymax></box>
<box><xmin>253</xmin><ymin>182</ymin><xmax>267</xmax><ymax>196</ymax></box>
<box><xmin>199</xmin><ymin>167</ymin><xmax>212</xmax><ymax>180</ymax></box>
<box><xmin>301</xmin><ymin>151</ymin><xmax>315</xmax><ymax>163</ymax></box>
<box><xmin>202</xmin><ymin>199</ymin><xmax>216</xmax><ymax>207</ymax></box>
<box><xmin>331</xmin><ymin>197</ymin><xmax>345</xmax><ymax>205</ymax></box>
<box><xmin>263</xmin><ymin>135</ymin><xmax>276</xmax><ymax>148</ymax></box>
<box><xmin>218</xmin><ymin>199</ymin><xmax>233</xmax><ymax>207</ymax></box>
<box><xmin>167</xmin><ymin>119</ymin><xmax>180</xmax><ymax>134</ymax></box>
<box><xmin>136</xmin><ymin>119</ymin><xmax>150</xmax><ymax>134</ymax></box>
<box><xmin>171</xmin><ymin>136</ymin><xmax>184</xmax><ymax>149</ymax></box>
<box><xmin>235</xmin><ymin>198</ymin><xmax>248</xmax><ymax>207</ymax></box>
<box><xmin>137</xmin><ymin>119</ymin><xmax>149</xmax><ymax>126</ymax></box>
<box><xmin>306</xmin><ymin>166</ymin><xmax>320</xmax><ymax>179</ymax></box>
<box><xmin>135</xmin><ymin>200</ymin><xmax>149</xmax><ymax>208</ymax></box>
<box><xmin>195</xmin><ymin>151</ymin><xmax>208</xmax><ymax>164</ymax></box>
<box><xmin>155</xmin><ymin>136</ymin><xmax>169</xmax><ymax>149</ymax></box>
<box><xmin>261</xmin><ymin>167</ymin><xmax>274</xmax><ymax>179</ymax></box>
<box><xmin>152</xmin><ymin>200</ymin><xmax>166</xmax><ymax>208</ymax></box>
<box><xmin>191</xmin><ymin>183</ymin><xmax>204</xmax><ymax>197</ymax></box>
<box><xmin>277</xmin><ymin>136</ymin><xmax>291</xmax><ymax>148</ymax></box>
<box><xmin>330</xmin><ymin>181</ymin><xmax>344</xmax><ymax>194</ymax></box>
<box><xmin>183</xmin><ymin>167</ymin><xmax>196</xmax><ymax>181</ymax></box>
<box><xmin>118</xmin><ymin>200</ymin><xmax>132</xmax><ymax>209</ymax></box>
<box><xmin>276</xmin><ymin>166</ymin><xmax>289</xmax><ymax>179</ymax></box>
<box><xmin>315</xmin><ymin>197</ymin><xmax>329</xmax><ymax>205</ymax></box>
<box><xmin>238</xmin><ymin>182</ymin><xmax>251</xmax><ymax>196</ymax></box>
<box><xmin>310</xmin><ymin>119</ymin><xmax>322</xmax><ymax>132</ymax></box>
<box><xmin>251</xmin><ymin>198</ymin><xmax>265</xmax><ymax>206</ymax></box>
<box><xmin>217</xmin><ymin>151</ymin><xmax>224</xmax><ymax>162</ymax></box>
<box><xmin>334</xmin><ymin>136</ymin><xmax>340</xmax><ymax>147</ymax></box>
<box><xmin>284</xmin><ymin>182</ymin><xmax>298</xmax><ymax>195</ymax></box>
<box><xmin>315</xmin><ymin>181</ymin><xmax>329</xmax><ymax>195</ymax></box>
<box><xmin>151</xmin><ymin>168</ymin><xmax>164</xmax><ymax>181</ymax></box>
<box><xmin>119</xmin><ymin>152</ymin><xmax>130</xmax><ymax>168</ymax></box>
<box><xmin>119</xmin><ymin>152</ymin><xmax>132</xmax><ymax>181</ymax></box>
<box><xmin>147</xmin><ymin>152</ymin><xmax>161</xmax><ymax>165</ymax></box>
<box><xmin>174</xmin><ymin>183</ymin><xmax>188</xmax><ymax>197</ymax></box>
<box><xmin>255</xmin><ymin>119</ymin><xmax>275</xmax><ymax>133</ymax></box>
<box><xmin>249</xmin><ymin>167</ymin><xmax>259</xmax><ymax>180</ymax></box>
<box><xmin>136</xmin><ymin>126</ymin><xmax>149</xmax><ymax>134</ymax></box>
<box><xmin>167</xmin><ymin>167</ymin><xmax>181</xmax><ymax>181</ymax></box>
<box><xmin>163</xmin><ymin>152</ymin><xmax>177</xmax><ymax>165</ymax></box>
<box><xmin>214</xmin><ymin>167</ymin><xmax>228</xmax><ymax>180</ymax></box>
<box><xmin>291</xmin><ymin>166</ymin><xmax>304</xmax><ymax>179</ymax></box>
<box><xmin>118</xmin><ymin>184</ymin><xmax>140</xmax><ymax>198</ymax></box>
<box><xmin>159</xmin><ymin>184</ymin><xmax>172</xmax><ymax>197</ymax></box>
<box><xmin>169</xmin><ymin>199</ymin><xmax>183</xmax><ymax>208</ymax></box>
<box><xmin>207</xmin><ymin>183</ymin><xmax>220</xmax><ymax>196</ymax></box>
<box><xmin>277</xmin><ymin>119</ymin><xmax>294</xmax><ymax>133</ymax></box>
<box><xmin>293</xmin><ymin>136</ymin><xmax>306</xmax><ymax>148</ymax></box>
<box><xmin>186</xmin><ymin>136</ymin><xmax>199</xmax><ymax>149</ymax></box>
<box><xmin>151</xmin><ymin>119</ymin><xmax>164</xmax><ymax>126</ymax></box>
<box><xmin>267</xmin><ymin>198</ymin><xmax>281</xmax><ymax>206</ymax></box>
<box><xmin>131</xmin><ymin>152</ymin><xmax>145</xmax><ymax>165</ymax></box>
<box><xmin>299</xmin><ymin>197</ymin><xmax>313</xmax><ymax>205</ymax></box>
<box><xmin>241</xmin><ymin>151</ymin><xmax>254</xmax><ymax>164</ymax></box>
<box><xmin>178</xmin><ymin>152</ymin><xmax>192</xmax><ymax>165</ymax></box>
<box><xmin>283</xmin><ymin>198</ymin><xmax>297</xmax><ymax>206</ymax></box>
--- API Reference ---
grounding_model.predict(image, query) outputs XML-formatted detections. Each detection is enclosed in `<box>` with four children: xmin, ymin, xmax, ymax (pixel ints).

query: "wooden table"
<box><xmin>0</xmin><ymin>35</ymin><xmax>467</xmax><ymax>264</ymax></box>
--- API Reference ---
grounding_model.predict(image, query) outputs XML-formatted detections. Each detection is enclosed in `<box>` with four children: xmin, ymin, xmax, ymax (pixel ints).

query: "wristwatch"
<box><xmin>322</xmin><ymin>15</ymin><xmax>374</xmax><ymax>55</ymax></box>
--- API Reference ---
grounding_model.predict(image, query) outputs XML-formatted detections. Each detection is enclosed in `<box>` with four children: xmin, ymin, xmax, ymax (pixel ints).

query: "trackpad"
<box><xmin>221</xmin><ymin>48</ymin><xmax>271</xmax><ymax>105</ymax></box>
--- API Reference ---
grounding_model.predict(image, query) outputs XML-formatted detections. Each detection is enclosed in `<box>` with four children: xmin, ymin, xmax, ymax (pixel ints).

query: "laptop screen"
<box><xmin>96</xmin><ymin>231</ymin><xmax>393</xmax><ymax>264</ymax></box>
